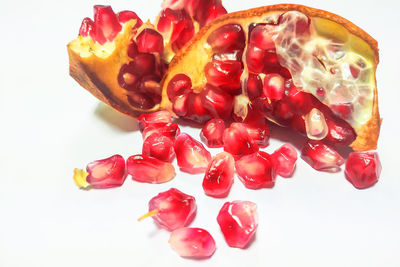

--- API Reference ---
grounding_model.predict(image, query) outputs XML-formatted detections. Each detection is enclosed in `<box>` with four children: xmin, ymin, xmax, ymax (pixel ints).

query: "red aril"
<box><xmin>93</xmin><ymin>5</ymin><xmax>122</xmax><ymax>45</ymax></box>
<box><xmin>249</xmin><ymin>24</ymin><xmax>275</xmax><ymax>50</ymax></box>
<box><xmin>205</xmin><ymin>60</ymin><xmax>243</xmax><ymax>94</ymax></box>
<box><xmin>194</xmin><ymin>0</ymin><xmax>227</xmax><ymax>27</ymax></box>
<box><xmin>167</xmin><ymin>74</ymin><xmax>192</xmax><ymax>101</ymax></box>
<box><xmin>345</xmin><ymin>152</ymin><xmax>381</xmax><ymax>189</ymax></box>
<box><xmin>330</xmin><ymin>103</ymin><xmax>354</xmax><ymax>119</ymax></box>
<box><xmin>207</xmin><ymin>24</ymin><xmax>245</xmax><ymax>53</ymax></box>
<box><xmin>79</xmin><ymin>17</ymin><xmax>96</xmax><ymax>39</ymax></box>
<box><xmin>217</xmin><ymin>201</ymin><xmax>258</xmax><ymax>248</ymax></box>
<box><xmin>142</xmin><ymin>122</ymin><xmax>180</xmax><ymax>141</ymax></box>
<box><xmin>263</xmin><ymin>74</ymin><xmax>285</xmax><ymax>100</ymax></box>
<box><xmin>245</xmin><ymin>73</ymin><xmax>263</xmax><ymax>100</ymax></box>
<box><xmin>136</xmin><ymin>28</ymin><xmax>164</xmax><ymax>54</ymax></box>
<box><xmin>174</xmin><ymin>133</ymin><xmax>212</xmax><ymax>174</ymax></box>
<box><xmin>172</xmin><ymin>94</ymin><xmax>189</xmax><ymax>116</ymax></box>
<box><xmin>141</xmin><ymin>188</ymin><xmax>196</xmax><ymax>231</ymax></box>
<box><xmin>185</xmin><ymin>92</ymin><xmax>212</xmax><ymax>124</ymax></box>
<box><xmin>202</xmin><ymin>152</ymin><xmax>235</xmax><ymax>198</ymax></box>
<box><xmin>325</xmin><ymin>117</ymin><xmax>356</xmax><ymax>146</ymax></box>
<box><xmin>271</xmin><ymin>144</ymin><xmax>298</xmax><ymax>177</ymax></box>
<box><xmin>127</xmin><ymin>154</ymin><xmax>175</xmax><ymax>183</ymax></box>
<box><xmin>237</xmin><ymin>122</ymin><xmax>270</xmax><ymax>147</ymax></box>
<box><xmin>169</xmin><ymin>228</ymin><xmax>216</xmax><ymax>258</ymax></box>
<box><xmin>138</xmin><ymin>111</ymin><xmax>172</xmax><ymax>132</ymax></box>
<box><xmin>301</xmin><ymin>140</ymin><xmax>344</xmax><ymax>172</ymax></box>
<box><xmin>201</xmin><ymin>85</ymin><xmax>233</xmax><ymax>119</ymax></box>
<box><xmin>200</xmin><ymin>119</ymin><xmax>225</xmax><ymax>148</ymax></box>
<box><xmin>117</xmin><ymin>10</ymin><xmax>143</xmax><ymax>26</ymax></box>
<box><xmin>142</xmin><ymin>133</ymin><xmax>175</xmax><ymax>162</ymax></box>
<box><xmin>246</xmin><ymin>44</ymin><xmax>266</xmax><ymax>73</ymax></box>
<box><xmin>85</xmin><ymin>154</ymin><xmax>127</xmax><ymax>189</ymax></box>
<box><xmin>223</xmin><ymin>123</ymin><xmax>259</xmax><ymax>158</ymax></box>
<box><xmin>235</xmin><ymin>151</ymin><xmax>276</xmax><ymax>189</ymax></box>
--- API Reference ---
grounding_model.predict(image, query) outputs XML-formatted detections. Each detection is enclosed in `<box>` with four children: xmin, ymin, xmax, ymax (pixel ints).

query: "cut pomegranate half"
<box><xmin>126</xmin><ymin>154</ymin><xmax>175</xmax><ymax>183</ymax></box>
<box><xmin>169</xmin><ymin>227</ymin><xmax>216</xmax><ymax>258</ymax></box>
<box><xmin>161</xmin><ymin>4</ymin><xmax>381</xmax><ymax>151</ymax></box>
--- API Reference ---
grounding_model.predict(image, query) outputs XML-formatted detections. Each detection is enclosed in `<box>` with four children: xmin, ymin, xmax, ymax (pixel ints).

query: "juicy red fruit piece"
<box><xmin>138</xmin><ymin>111</ymin><xmax>172</xmax><ymax>132</ymax></box>
<box><xmin>263</xmin><ymin>74</ymin><xmax>285</xmax><ymax>100</ymax></box>
<box><xmin>174</xmin><ymin>133</ymin><xmax>212</xmax><ymax>173</ymax></box>
<box><xmin>201</xmin><ymin>85</ymin><xmax>233</xmax><ymax>119</ymax></box>
<box><xmin>93</xmin><ymin>5</ymin><xmax>122</xmax><ymax>45</ymax></box>
<box><xmin>217</xmin><ymin>201</ymin><xmax>258</xmax><ymax>248</ymax></box>
<box><xmin>79</xmin><ymin>18</ymin><xmax>95</xmax><ymax>39</ymax></box>
<box><xmin>202</xmin><ymin>152</ymin><xmax>234</xmax><ymax>198</ymax></box>
<box><xmin>127</xmin><ymin>154</ymin><xmax>175</xmax><ymax>183</ymax></box>
<box><xmin>205</xmin><ymin>60</ymin><xmax>243</xmax><ymax>94</ymax></box>
<box><xmin>200</xmin><ymin>119</ymin><xmax>225</xmax><ymax>148</ymax></box>
<box><xmin>136</xmin><ymin>28</ymin><xmax>164</xmax><ymax>54</ymax></box>
<box><xmin>235</xmin><ymin>151</ymin><xmax>276</xmax><ymax>189</ymax></box>
<box><xmin>142</xmin><ymin>122</ymin><xmax>180</xmax><ymax>141</ymax></box>
<box><xmin>142</xmin><ymin>133</ymin><xmax>175</xmax><ymax>162</ymax></box>
<box><xmin>117</xmin><ymin>10</ymin><xmax>143</xmax><ymax>26</ymax></box>
<box><xmin>167</xmin><ymin>74</ymin><xmax>192</xmax><ymax>101</ymax></box>
<box><xmin>301</xmin><ymin>140</ymin><xmax>344</xmax><ymax>172</ymax></box>
<box><xmin>223</xmin><ymin>123</ymin><xmax>259</xmax><ymax>158</ymax></box>
<box><xmin>271</xmin><ymin>144</ymin><xmax>298</xmax><ymax>178</ymax></box>
<box><xmin>147</xmin><ymin>188</ymin><xmax>196</xmax><ymax>231</ymax></box>
<box><xmin>86</xmin><ymin>154</ymin><xmax>127</xmax><ymax>189</ymax></box>
<box><xmin>345</xmin><ymin>152</ymin><xmax>381</xmax><ymax>189</ymax></box>
<box><xmin>238</xmin><ymin>122</ymin><xmax>270</xmax><ymax>148</ymax></box>
<box><xmin>169</xmin><ymin>228</ymin><xmax>216</xmax><ymax>258</ymax></box>
<box><xmin>207</xmin><ymin>23</ymin><xmax>245</xmax><ymax>53</ymax></box>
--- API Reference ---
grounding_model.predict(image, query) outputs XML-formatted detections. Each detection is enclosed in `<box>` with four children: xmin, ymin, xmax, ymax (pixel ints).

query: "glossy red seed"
<box><xmin>249</xmin><ymin>24</ymin><xmax>275</xmax><ymax>50</ymax></box>
<box><xmin>325</xmin><ymin>118</ymin><xmax>356</xmax><ymax>146</ymax></box>
<box><xmin>263</xmin><ymin>74</ymin><xmax>285</xmax><ymax>100</ymax></box>
<box><xmin>136</xmin><ymin>28</ymin><xmax>164</xmax><ymax>54</ymax></box>
<box><xmin>194</xmin><ymin>0</ymin><xmax>227</xmax><ymax>27</ymax></box>
<box><xmin>245</xmin><ymin>73</ymin><xmax>263</xmax><ymax>100</ymax></box>
<box><xmin>287</xmin><ymin>87</ymin><xmax>313</xmax><ymax>115</ymax></box>
<box><xmin>217</xmin><ymin>201</ymin><xmax>258</xmax><ymax>248</ymax></box>
<box><xmin>138</xmin><ymin>111</ymin><xmax>172</xmax><ymax>132</ymax></box>
<box><xmin>167</xmin><ymin>73</ymin><xmax>192</xmax><ymax>101</ymax></box>
<box><xmin>246</xmin><ymin>44</ymin><xmax>265</xmax><ymax>73</ymax></box>
<box><xmin>127</xmin><ymin>41</ymin><xmax>138</xmax><ymax>58</ymax></box>
<box><xmin>200</xmin><ymin>119</ymin><xmax>225</xmax><ymax>148</ymax></box>
<box><xmin>205</xmin><ymin>60</ymin><xmax>243</xmax><ymax>94</ymax></box>
<box><xmin>117</xmin><ymin>10</ymin><xmax>143</xmax><ymax>27</ymax></box>
<box><xmin>301</xmin><ymin>140</ymin><xmax>344</xmax><ymax>172</ymax></box>
<box><xmin>127</xmin><ymin>92</ymin><xmax>156</xmax><ymax>109</ymax></box>
<box><xmin>149</xmin><ymin>188</ymin><xmax>196</xmax><ymax>231</ymax></box>
<box><xmin>345</xmin><ymin>152</ymin><xmax>381</xmax><ymax>189</ymax></box>
<box><xmin>202</xmin><ymin>152</ymin><xmax>234</xmax><ymax>198</ymax></box>
<box><xmin>142</xmin><ymin>133</ymin><xmax>175</xmax><ymax>162</ymax></box>
<box><xmin>185</xmin><ymin>93</ymin><xmax>212</xmax><ymax>124</ymax></box>
<box><xmin>79</xmin><ymin>17</ymin><xmax>96</xmax><ymax>39</ymax></box>
<box><xmin>169</xmin><ymin>228</ymin><xmax>216</xmax><ymax>258</ymax></box>
<box><xmin>86</xmin><ymin>154</ymin><xmax>127</xmax><ymax>189</ymax></box>
<box><xmin>173</xmin><ymin>94</ymin><xmax>189</xmax><ymax>116</ymax></box>
<box><xmin>174</xmin><ymin>133</ymin><xmax>212</xmax><ymax>174</ymax></box>
<box><xmin>290</xmin><ymin>115</ymin><xmax>306</xmax><ymax>135</ymax></box>
<box><xmin>239</xmin><ymin>123</ymin><xmax>270</xmax><ymax>148</ymax></box>
<box><xmin>93</xmin><ymin>5</ymin><xmax>122</xmax><ymax>44</ymax></box>
<box><xmin>127</xmin><ymin>154</ymin><xmax>175</xmax><ymax>183</ymax></box>
<box><xmin>330</xmin><ymin>103</ymin><xmax>354</xmax><ymax>119</ymax></box>
<box><xmin>142</xmin><ymin>122</ymin><xmax>180</xmax><ymax>141</ymax></box>
<box><xmin>207</xmin><ymin>24</ymin><xmax>245</xmax><ymax>53</ymax></box>
<box><xmin>235</xmin><ymin>151</ymin><xmax>276</xmax><ymax>189</ymax></box>
<box><xmin>271</xmin><ymin>144</ymin><xmax>298</xmax><ymax>177</ymax></box>
<box><xmin>202</xmin><ymin>85</ymin><xmax>233</xmax><ymax>119</ymax></box>
<box><xmin>130</xmin><ymin>53</ymin><xmax>157</xmax><ymax>76</ymax></box>
<box><xmin>223</xmin><ymin>123</ymin><xmax>259</xmax><ymax>158</ymax></box>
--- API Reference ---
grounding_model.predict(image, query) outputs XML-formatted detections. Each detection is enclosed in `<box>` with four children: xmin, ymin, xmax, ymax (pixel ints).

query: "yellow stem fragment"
<box><xmin>73</xmin><ymin>168</ymin><xmax>90</xmax><ymax>189</ymax></box>
<box><xmin>137</xmin><ymin>209</ymin><xmax>159</xmax><ymax>222</ymax></box>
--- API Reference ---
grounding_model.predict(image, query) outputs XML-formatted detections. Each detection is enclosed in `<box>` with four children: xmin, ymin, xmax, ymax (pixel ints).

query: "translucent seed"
<box><xmin>304</xmin><ymin>108</ymin><xmax>328</xmax><ymax>140</ymax></box>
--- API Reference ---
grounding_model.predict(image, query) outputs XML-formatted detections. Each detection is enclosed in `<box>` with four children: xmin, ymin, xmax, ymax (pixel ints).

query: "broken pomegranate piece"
<box><xmin>138</xmin><ymin>111</ymin><xmax>172</xmax><ymax>132</ymax></box>
<box><xmin>345</xmin><ymin>151</ymin><xmax>381</xmax><ymax>189</ymax></box>
<box><xmin>200</xmin><ymin>119</ymin><xmax>225</xmax><ymax>148</ymax></box>
<box><xmin>142</xmin><ymin>133</ymin><xmax>175</xmax><ymax>162</ymax></box>
<box><xmin>271</xmin><ymin>144</ymin><xmax>298</xmax><ymax>178</ymax></box>
<box><xmin>169</xmin><ymin>227</ymin><xmax>216</xmax><ymax>258</ymax></box>
<box><xmin>202</xmin><ymin>152</ymin><xmax>234</xmax><ymax>198</ymax></box>
<box><xmin>223</xmin><ymin>123</ymin><xmax>259</xmax><ymax>159</ymax></box>
<box><xmin>235</xmin><ymin>151</ymin><xmax>276</xmax><ymax>189</ymax></box>
<box><xmin>301</xmin><ymin>140</ymin><xmax>344</xmax><ymax>172</ymax></box>
<box><xmin>217</xmin><ymin>201</ymin><xmax>258</xmax><ymax>248</ymax></box>
<box><xmin>141</xmin><ymin>188</ymin><xmax>196</xmax><ymax>231</ymax></box>
<box><xmin>79</xmin><ymin>154</ymin><xmax>127</xmax><ymax>189</ymax></box>
<box><xmin>174</xmin><ymin>133</ymin><xmax>212</xmax><ymax>174</ymax></box>
<box><xmin>126</xmin><ymin>154</ymin><xmax>175</xmax><ymax>183</ymax></box>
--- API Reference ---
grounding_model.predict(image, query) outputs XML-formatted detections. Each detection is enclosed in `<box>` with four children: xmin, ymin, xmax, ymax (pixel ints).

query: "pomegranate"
<box><xmin>202</xmin><ymin>152</ymin><xmax>235</xmax><ymax>198</ymax></box>
<box><xmin>139</xmin><ymin>188</ymin><xmax>196</xmax><ymax>231</ymax></box>
<box><xmin>174</xmin><ymin>133</ymin><xmax>212</xmax><ymax>174</ymax></box>
<box><xmin>138</xmin><ymin>111</ymin><xmax>172</xmax><ymax>132</ymax></box>
<box><xmin>345</xmin><ymin>152</ymin><xmax>381</xmax><ymax>189</ymax></box>
<box><xmin>235</xmin><ymin>151</ymin><xmax>276</xmax><ymax>189</ymax></box>
<box><xmin>217</xmin><ymin>201</ymin><xmax>258</xmax><ymax>248</ymax></box>
<box><xmin>223</xmin><ymin>123</ymin><xmax>259</xmax><ymax>159</ymax></box>
<box><xmin>301</xmin><ymin>140</ymin><xmax>344</xmax><ymax>172</ymax></box>
<box><xmin>126</xmin><ymin>154</ymin><xmax>175</xmax><ymax>183</ymax></box>
<box><xmin>200</xmin><ymin>119</ymin><xmax>225</xmax><ymax>148</ymax></box>
<box><xmin>142</xmin><ymin>133</ymin><xmax>176</xmax><ymax>162</ymax></box>
<box><xmin>271</xmin><ymin>144</ymin><xmax>298</xmax><ymax>178</ymax></box>
<box><xmin>169</xmin><ymin>228</ymin><xmax>216</xmax><ymax>258</ymax></box>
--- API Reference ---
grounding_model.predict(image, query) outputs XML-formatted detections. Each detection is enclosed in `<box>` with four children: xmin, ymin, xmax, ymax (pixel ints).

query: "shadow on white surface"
<box><xmin>94</xmin><ymin>103</ymin><xmax>139</xmax><ymax>132</ymax></box>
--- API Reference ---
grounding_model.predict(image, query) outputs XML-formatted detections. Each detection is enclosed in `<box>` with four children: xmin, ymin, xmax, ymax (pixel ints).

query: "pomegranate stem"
<box><xmin>137</xmin><ymin>209</ymin><xmax>159</xmax><ymax>221</ymax></box>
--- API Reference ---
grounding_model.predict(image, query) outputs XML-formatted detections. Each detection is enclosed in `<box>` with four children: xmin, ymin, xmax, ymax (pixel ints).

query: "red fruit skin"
<box><xmin>149</xmin><ymin>188</ymin><xmax>196</xmax><ymax>231</ymax></box>
<box><xmin>301</xmin><ymin>140</ymin><xmax>344</xmax><ymax>172</ymax></box>
<box><xmin>126</xmin><ymin>154</ymin><xmax>175</xmax><ymax>184</ymax></box>
<box><xmin>174</xmin><ymin>133</ymin><xmax>212</xmax><ymax>174</ymax></box>
<box><xmin>217</xmin><ymin>201</ymin><xmax>258</xmax><ymax>249</ymax></box>
<box><xmin>200</xmin><ymin>119</ymin><xmax>225</xmax><ymax>148</ymax></box>
<box><xmin>345</xmin><ymin>152</ymin><xmax>381</xmax><ymax>189</ymax></box>
<box><xmin>235</xmin><ymin>151</ymin><xmax>276</xmax><ymax>189</ymax></box>
<box><xmin>138</xmin><ymin>111</ymin><xmax>172</xmax><ymax>132</ymax></box>
<box><xmin>271</xmin><ymin>144</ymin><xmax>298</xmax><ymax>178</ymax></box>
<box><xmin>86</xmin><ymin>154</ymin><xmax>127</xmax><ymax>189</ymax></box>
<box><xmin>169</xmin><ymin>227</ymin><xmax>216</xmax><ymax>258</ymax></box>
<box><xmin>142</xmin><ymin>133</ymin><xmax>175</xmax><ymax>162</ymax></box>
<box><xmin>202</xmin><ymin>152</ymin><xmax>235</xmax><ymax>198</ymax></box>
<box><xmin>223</xmin><ymin>123</ymin><xmax>259</xmax><ymax>159</ymax></box>
<box><xmin>142</xmin><ymin>122</ymin><xmax>180</xmax><ymax>141</ymax></box>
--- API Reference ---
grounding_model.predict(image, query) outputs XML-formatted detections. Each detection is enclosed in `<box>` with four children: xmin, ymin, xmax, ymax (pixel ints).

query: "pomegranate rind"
<box><xmin>161</xmin><ymin>4</ymin><xmax>380</xmax><ymax>151</ymax></box>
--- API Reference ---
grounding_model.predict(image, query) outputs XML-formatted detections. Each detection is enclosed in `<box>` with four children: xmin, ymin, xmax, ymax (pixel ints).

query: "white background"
<box><xmin>1</xmin><ymin>0</ymin><xmax>400</xmax><ymax>266</ymax></box>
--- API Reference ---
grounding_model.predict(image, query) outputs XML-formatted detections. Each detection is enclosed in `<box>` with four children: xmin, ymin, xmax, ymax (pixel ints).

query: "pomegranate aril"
<box><xmin>203</xmin><ymin>152</ymin><xmax>234</xmax><ymax>198</ymax></box>
<box><xmin>174</xmin><ymin>133</ymin><xmax>212</xmax><ymax>174</ymax></box>
<box><xmin>207</xmin><ymin>24</ymin><xmax>245</xmax><ymax>53</ymax></box>
<box><xmin>117</xmin><ymin>10</ymin><xmax>143</xmax><ymax>27</ymax></box>
<box><xmin>169</xmin><ymin>228</ymin><xmax>216</xmax><ymax>258</ymax></box>
<box><xmin>271</xmin><ymin>144</ymin><xmax>298</xmax><ymax>178</ymax></box>
<box><xmin>138</xmin><ymin>111</ymin><xmax>172</xmax><ymax>132</ymax></box>
<box><xmin>86</xmin><ymin>154</ymin><xmax>127</xmax><ymax>189</ymax></box>
<box><xmin>131</xmin><ymin>53</ymin><xmax>157</xmax><ymax>76</ymax></box>
<box><xmin>127</xmin><ymin>92</ymin><xmax>155</xmax><ymax>109</ymax></box>
<box><xmin>93</xmin><ymin>5</ymin><xmax>122</xmax><ymax>44</ymax></box>
<box><xmin>127</xmin><ymin>41</ymin><xmax>138</xmax><ymax>58</ymax></box>
<box><xmin>205</xmin><ymin>60</ymin><xmax>243</xmax><ymax>94</ymax></box>
<box><xmin>118</xmin><ymin>63</ymin><xmax>139</xmax><ymax>90</ymax></box>
<box><xmin>235</xmin><ymin>151</ymin><xmax>276</xmax><ymax>189</ymax></box>
<box><xmin>217</xmin><ymin>201</ymin><xmax>258</xmax><ymax>248</ymax></box>
<box><xmin>245</xmin><ymin>73</ymin><xmax>263</xmax><ymax>100</ymax></box>
<box><xmin>200</xmin><ymin>119</ymin><xmax>225</xmax><ymax>148</ymax></box>
<box><xmin>330</xmin><ymin>103</ymin><xmax>354</xmax><ymax>119</ymax></box>
<box><xmin>263</xmin><ymin>74</ymin><xmax>285</xmax><ymax>100</ymax></box>
<box><xmin>301</xmin><ymin>140</ymin><xmax>344</xmax><ymax>172</ymax></box>
<box><xmin>290</xmin><ymin>115</ymin><xmax>306</xmax><ymax>135</ymax></box>
<box><xmin>142</xmin><ymin>133</ymin><xmax>175</xmax><ymax>162</ymax></box>
<box><xmin>138</xmin><ymin>75</ymin><xmax>162</xmax><ymax>95</ymax></box>
<box><xmin>185</xmin><ymin>93</ymin><xmax>212</xmax><ymax>124</ymax></box>
<box><xmin>304</xmin><ymin>108</ymin><xmax>329</xmax><ymax>140</ymax></box>
<box><xmin>142</xmin><ymin>122</ymin><xmax>180</xmax><ymax>141</ymax></box>
<box><xmin>223</xmin><ymin>123</ymin><xmax>259</xmax><ymax>158</ymax></box>
<box><xmin>345</xmin><ymin>152</ymin><xmax>381</xmax><ymax>189</ymax></box>
<box><xmin>194</xmin><ymin>0</ymin><xmax>227</xmax><ymax>27</ymax></box>
<box><xmin>127</xmin><ymin>154</ymin><xmax>175</xmax><ymax>183</ymax></box>
<box><xmin>173</xmin><ymin>94</ymin><xmax>189</xmax><ymax>116</ymax></box>
<box><xmin>148</xmin><ymin>188</ymin><xmax>196</xmax><ymax>231</ymax></box>
<box><xmin>287</xmin><ymin>86</ymin><xmax>313</xmax><ymax>114</ymax></box>
<box><xmin>79</xmin><ymin>17</ymin><xmax>95</xmax><ymax>39</ymax></box>
<box><xmin>249</xmin><ymin>24</ymin><xmax>275</xmax><ymax>50</ymax></box>
<box><xmin>240</xmin><ymin>123</ymin><xmax>270</xmax><ymax>148</ymax></box>
<box><xmin>246</xmin><ymin>44</ymin><xmax>265</xmax><ymax>73</ymax></box>
<box><xmin>136</xmin><ymin>29</ymin><xmax>164</xmax><ymax>54</ymax></box>
<box><xmin>325</xmin><ymin>118</ymin><xmax>356</xmax><ymax>146</ymax></box>
<box><xmin>167</xmin><ymin>73</ymin><xmax>192</xmax><ymax>101</ymax></box>
<box><xmin>202</xmin><ymin>85</ymin><xmax>233</xmax><ymax>119</ymax></box>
